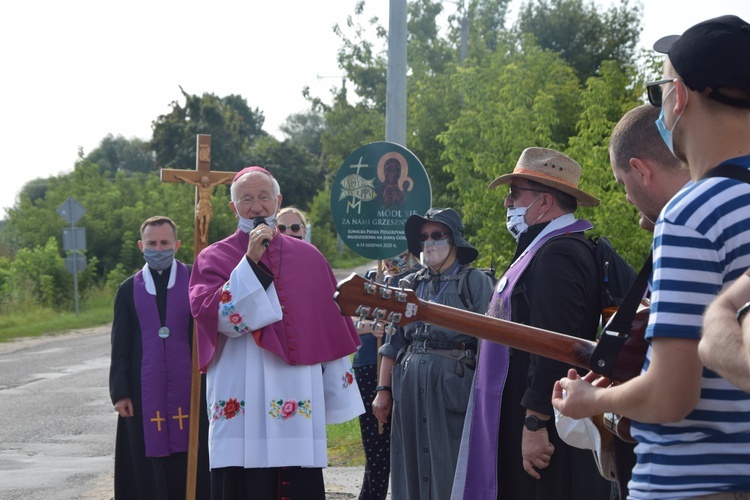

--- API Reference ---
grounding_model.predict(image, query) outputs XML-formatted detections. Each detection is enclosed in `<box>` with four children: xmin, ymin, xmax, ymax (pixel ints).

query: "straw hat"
<box><xmin>488</xmin><ymin>147</ymin><xmax>600</xmax><ymax>207</ymax></box>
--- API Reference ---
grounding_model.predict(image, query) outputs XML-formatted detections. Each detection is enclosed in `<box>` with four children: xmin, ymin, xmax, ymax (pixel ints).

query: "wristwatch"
<box><xmin>375</xmin><ymin>385</ymin><xmax>391</xmax><ymax>393</ymax></box>
<box><xmin>523</xmin><ymin>415</ymin><xmax>550</xmax><ymax>431</ymax></box>
<box><xmin>737</xmin><ymin>301</ymin><xmax>750</xmax><ymax>323</ymax></box>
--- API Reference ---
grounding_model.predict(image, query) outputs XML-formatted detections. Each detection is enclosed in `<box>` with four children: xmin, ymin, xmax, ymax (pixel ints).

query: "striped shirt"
<box><xmin>629</xmin><ymin>156</ymin><xmax>750</xmax><ymax>499</ymax></box>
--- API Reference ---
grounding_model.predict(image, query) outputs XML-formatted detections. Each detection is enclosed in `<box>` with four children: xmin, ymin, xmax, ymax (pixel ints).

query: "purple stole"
<box><xmin>460</xmin><ymin>219</ymin><xmax>592</xmax><ymax>498</ymax></box>
<box><xmin>134</xmin><ymin>262</ymin><xmax>192</xmax><ymax>457</ymax></box>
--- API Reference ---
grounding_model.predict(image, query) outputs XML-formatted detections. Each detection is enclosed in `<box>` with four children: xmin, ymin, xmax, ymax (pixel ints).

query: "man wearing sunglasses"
<box><xmin>453</xmin><ymin>147</ymin><xmax>610</xmax><ymax>500</ymax></box>
<box><xmin>555</xmin><ymin>15</ymin><xmax>750</xmax><ymax>500</ymax></box>
<box><xmin>373</xmin><ymin>207</ymin><xmax>494</xmax><ymax>500</ymax></box>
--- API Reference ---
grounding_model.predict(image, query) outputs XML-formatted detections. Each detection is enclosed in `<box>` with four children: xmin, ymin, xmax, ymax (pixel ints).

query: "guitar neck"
<box><xmin>417</xmin><ymin>300</ymin><xmax>596</xmax><ymax>370</ymax></box>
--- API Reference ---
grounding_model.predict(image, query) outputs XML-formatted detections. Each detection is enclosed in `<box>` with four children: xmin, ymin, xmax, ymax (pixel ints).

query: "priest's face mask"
<box><xmin>138</xmin><ymin>222</ymin><xmax>181</xmax><ymax>270</ymax></box>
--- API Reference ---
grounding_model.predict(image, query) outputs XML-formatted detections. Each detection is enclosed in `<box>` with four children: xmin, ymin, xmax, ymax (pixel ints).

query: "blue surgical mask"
<box><xmin>654</xmin><ymin>85</ymin><xmax>686</xmax><ymax>156</ymax></box>
<box><xmin>143</xmin><ymin>248</ymin><xmax>174</xmax><ymax>271</ymax></box>
<box><xmin>238</xmin><ymin>215</ymin><xmax>277</xmax><ymax>233</ymax></box>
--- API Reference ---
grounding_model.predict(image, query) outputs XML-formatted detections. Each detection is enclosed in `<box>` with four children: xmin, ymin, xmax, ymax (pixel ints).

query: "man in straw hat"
<box><xmin>554</xmin><ymin>15</ymin><xmax>750</xmax><ymax>499</ymax></box>
<box><xmin>452</xmin><ymin>147</ymin><xmax>611</xmax><ymax>499</ymax></box>
<box><xmin>373</xmin><ymin>208</ymin><xmax>494</xmax><ymax>499</ymax></box>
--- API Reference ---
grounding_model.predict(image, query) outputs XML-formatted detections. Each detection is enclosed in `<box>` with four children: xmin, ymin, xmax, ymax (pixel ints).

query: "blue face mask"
<box><xmin>143</xmin><ymin>248</ymin><xmax>174</xmax><ymax>271</ymax></box>
<box><xmin>654</xmin><ymin>85</ymin><xmax>686</xmax><ymax>156</ymax></box>
<box><xmin>238</xmin><ymin>215</ymin><xmax>277</xmax><ymax>233</ymax></box>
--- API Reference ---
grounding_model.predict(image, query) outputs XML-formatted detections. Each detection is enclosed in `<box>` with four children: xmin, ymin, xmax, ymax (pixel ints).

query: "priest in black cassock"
<box><xmin>109</xmin><ymin>215</ymin><xmax>209</xmax><ymax>499</ymax></box>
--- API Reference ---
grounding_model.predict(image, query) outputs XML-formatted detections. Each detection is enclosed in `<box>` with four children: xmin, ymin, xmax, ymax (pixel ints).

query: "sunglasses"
<box><xmin>646</xmin><ymin>78</ymin><xmax>677</xmax><ymax>107</ymax></box>
<box><xmin>278</xmin><ymin>223</ymin><xmax>302</xmax><ymax>233</ymax></box>
<box><xmin>418</xmin><ymin>231</ymin><xmax>451</xmax><ymax>242</ymax></box>
<box><xmin>507</xmin><ymin>186</ymin><xmax>547</xmax><ymax>201</ymax></box>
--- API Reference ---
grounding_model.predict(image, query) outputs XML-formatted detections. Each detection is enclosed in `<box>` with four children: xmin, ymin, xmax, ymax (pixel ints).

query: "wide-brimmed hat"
<box><xmin>404</xmin><ymin>208</ymin><xmax>478</xmax><ymax>265</ymax></box>
<box><xmin>488</xmin><ymin>147</ymin><xmax>600</xmax><ymax>207</ymax></box>
<box><xmin>653</xmin><ymin>15</ymin><xmax>750</xmax><ymax>109</ymax></box>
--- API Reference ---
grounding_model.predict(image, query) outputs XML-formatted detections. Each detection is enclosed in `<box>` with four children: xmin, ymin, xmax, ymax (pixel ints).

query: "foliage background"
<box><xmin>0</xmin><ymin>0</ymin><xmax>658</xmax><ymax>326</ymax></box>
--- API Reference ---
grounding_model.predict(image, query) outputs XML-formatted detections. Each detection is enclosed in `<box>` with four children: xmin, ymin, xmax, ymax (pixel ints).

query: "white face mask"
<box><xmin>238</xmin><ymin>215</ymin><xmax>277</xmax><ymax>233</ymax></box>
<box><xmin>506</xmin><ymin>194</ymin><xmax>543</xmax><ymax>240</ymax></box>
<box><xmin>422</xmin><ymin>239</ymin><xmax>452</xmax><ymax>267</ymax></box>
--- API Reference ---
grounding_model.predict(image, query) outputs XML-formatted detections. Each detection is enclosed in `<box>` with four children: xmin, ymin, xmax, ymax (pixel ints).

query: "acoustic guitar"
<box><xmin>334</xmin><ymin>272</ymin><xmax>650</xmax><ymax>496</ymax></box>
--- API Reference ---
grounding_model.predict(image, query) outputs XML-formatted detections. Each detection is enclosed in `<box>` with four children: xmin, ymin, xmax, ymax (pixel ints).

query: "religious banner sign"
<box><xmin>331</xmin><ymin>142</ymin><xmax>431</xmax><ymax>260</ymax></box>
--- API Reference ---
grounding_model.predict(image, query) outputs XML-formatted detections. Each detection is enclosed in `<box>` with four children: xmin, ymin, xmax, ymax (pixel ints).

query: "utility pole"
<box><xmin>386</xmin><ymin>0</ymin><xmax>407</xmax><ymax>146</ymax></box>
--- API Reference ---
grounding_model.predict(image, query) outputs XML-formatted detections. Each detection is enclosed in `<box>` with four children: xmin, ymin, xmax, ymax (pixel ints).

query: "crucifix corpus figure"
<box><xmin>173</xmin><ymin>173</ymin><xmax>234</xmax><ymax>243</ymax></box>
<box><xmin>159</xmin><ymin>134</ymin><xmax>236</xmax><ymax>500</ymax></box>
<box><xmin>160</xmin><ymin>135</ymin><xmax>234</xmax><ymax>244</ymax></box>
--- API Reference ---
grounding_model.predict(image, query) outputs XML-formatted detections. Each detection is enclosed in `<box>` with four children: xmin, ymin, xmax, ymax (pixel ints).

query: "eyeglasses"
<box><xmin>507</xmin><ymin>186</ymin><xmax>547</xmax><ymax>201</ymax></box>
<box><xmin>646</xmin><ymin>78</ymin><xmax>677</xmax><ymax>107</ymax></box>
<box><xmin>237</xmin><ymin>195</ymin><xmax>273</xmax><ymax>206</ymax></box>
<box><xmin>279</xmin><ymin>223</ymin><xmax>302</xmax><ymax>233</ymax></box>
<box><xmin>418</xmin><ymin>231</ymin><xmax>451</xmax><ymax>242</ymax></box>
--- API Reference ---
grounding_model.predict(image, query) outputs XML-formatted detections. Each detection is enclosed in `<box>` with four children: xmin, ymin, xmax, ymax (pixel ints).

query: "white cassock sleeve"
<box><xmin>216</xmin><ymin>257</ymin><xmax>283</xmax><ymax>338</ymax></box>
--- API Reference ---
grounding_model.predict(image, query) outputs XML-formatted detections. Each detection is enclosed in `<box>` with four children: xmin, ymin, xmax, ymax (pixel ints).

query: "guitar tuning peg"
<box><xmin>364</xmin><ymin>282</ymin><xmax>377</xmax><ymax>295</ymax></box>
<box><xmin>372</xmin><ymin>307</ymin><xmax>386</xmax><ymax>320</ymax></box>
<box><xmin>355</xmin><ymin>305</ymin><xmax>371</xmax><ymax>318</ymax></box>
<box><xmin>385</xmin><ymin>321</ymin><xmax>397</xmax><ymax>336</ymax></box>
<box><xmin>395</xmin><ymin>290</ymin><xmax>407</xmax><ymax>303</ymax></box>
<box><xmin>355</xmin><ymin>316</ymin><xmax>366</xmax><ymax>329</ymax></box>
<box><xmin>370</xmin><ymin>319</ymin><xmax>382</xmax><ymax>332</ymax></box>
<box><xmin>379</xmin><ymin>286</ymin><xmax>393</xmax><ymax>299</ymax></box>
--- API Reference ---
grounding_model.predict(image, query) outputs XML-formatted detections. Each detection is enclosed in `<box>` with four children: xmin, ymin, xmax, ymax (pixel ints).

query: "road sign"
<box><xmin>330</xmin><ymin>142</ymin><xmax>431</xmax><ymax>260</ymax></box>
<box><xmin>56</xmin><ymin>196</ymin><xmax>86</xmax><ymax>225</ymax></box>
<box><xmin>65</xmin><ymin>251</ymin><xmax>87</xmax><ymax>275</ymax></box>
<box><xmin>62</xmin><ymin>227</ymin><xmax>86</xmax><ymax>251</ymax></box>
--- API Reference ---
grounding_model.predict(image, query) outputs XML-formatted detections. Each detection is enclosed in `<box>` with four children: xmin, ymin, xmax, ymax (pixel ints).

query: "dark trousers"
<box><xmin>354</xmin><ymin>364</ymin><xmax>391</xmax><ymax>500</ymax></box>
<box><xmin>210</xmin><ymin>466</ymin><xmax>325</xmax><ymax>500</ymax></box>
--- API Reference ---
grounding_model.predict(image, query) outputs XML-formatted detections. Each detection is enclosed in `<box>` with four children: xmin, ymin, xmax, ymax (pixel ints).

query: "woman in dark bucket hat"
<box><xmin>372</xmin><ymin>207</ymin><xmax>493</xmax><ymax>499</ymax></box>
<box><xmin>403</xmin><ymin>207</ymin><xmax>479</xmax><ymax>266</ymax></box>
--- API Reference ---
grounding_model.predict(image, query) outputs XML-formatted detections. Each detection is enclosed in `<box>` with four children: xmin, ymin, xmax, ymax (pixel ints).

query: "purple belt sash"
<box><xmin>134</xmin><ymin>262</ymin><xmax>192</xmax><ymax>457</ymax></box>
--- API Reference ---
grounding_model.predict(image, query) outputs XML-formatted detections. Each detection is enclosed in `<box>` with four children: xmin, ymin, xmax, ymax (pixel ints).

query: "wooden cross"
<box><xmin>160</xmin><ymin>134</ymin><xmax>235</xmax><ymax>500</ymax></box>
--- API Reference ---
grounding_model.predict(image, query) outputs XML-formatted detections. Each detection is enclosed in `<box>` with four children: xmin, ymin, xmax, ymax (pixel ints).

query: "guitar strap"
<box><xmin>590</xmin><ymin>251</ymin><xmax>651</xmax><ymax>377</ymax></box>
<box><xmin>591</xmin><ymin>161</ymin><xmax>750</xmax><ymax>376</ymax></box>
<box><xmin>700</xmin><ymin>163</ymin><xmax>750</xmax><ymax>183</ymax></box>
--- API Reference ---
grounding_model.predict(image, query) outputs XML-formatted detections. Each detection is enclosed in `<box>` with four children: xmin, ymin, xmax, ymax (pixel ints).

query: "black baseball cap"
<box><xmin>653</xmin><ymin>15</ymin><xmax>750</xmax><ymax>108</ymax></box>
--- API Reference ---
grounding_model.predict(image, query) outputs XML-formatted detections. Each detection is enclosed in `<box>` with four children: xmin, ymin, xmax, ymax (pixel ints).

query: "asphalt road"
<box><xmin>0</xmin><ymin>261</ymin><xmax>382</xmax><ymax>500</ymax></box>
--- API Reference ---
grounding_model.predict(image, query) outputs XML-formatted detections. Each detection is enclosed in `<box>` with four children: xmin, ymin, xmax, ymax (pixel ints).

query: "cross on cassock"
<box><xmin>160</xmin><ymin>134</ymin><xmax>235</xmax><ymax>500</ymax></box>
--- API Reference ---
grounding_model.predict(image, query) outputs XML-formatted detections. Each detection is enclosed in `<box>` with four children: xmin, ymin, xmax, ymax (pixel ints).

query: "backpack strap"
<box><xmin>457</xmin><ymin>266</ymin><xmax>476</xmax><ymax>312</ymax></box>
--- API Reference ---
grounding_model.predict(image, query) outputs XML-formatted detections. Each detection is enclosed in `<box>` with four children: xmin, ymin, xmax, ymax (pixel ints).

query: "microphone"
<box><xmin>253</xmin><ymin>217</ymin><xmax>270</xmax><ymax>248</ymax></box>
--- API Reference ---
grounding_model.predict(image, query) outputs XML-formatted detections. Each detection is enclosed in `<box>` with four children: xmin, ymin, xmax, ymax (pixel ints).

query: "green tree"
<box><xmin>280</xmin><ymin>110</ymin><xmax>326</xmax><ymax>158</ymax></box>
<box><xmin>1</xmin><ymin>237</ymin><xmax>71</xmax><ymax>310</ymax></box>
<box><xmin>150</xmin><ymin>88</ymin><xmax>267</xmax><ymax>172</ymax></box>
<box><xmin>515</xmin><ymin>0</ymin><xmax>642</xmax><ymax>82</ymax></box>
<box><xmin>246</xmin><ymin>136</ymin><xmax>325</xmax><ymax>211</ymax></box>
<box><xmin>86</xmin><ymin>134</ymin><xmax>155</xmax><ymax>174</ymax></box>
<box><xmin>439</xmin><ymin>36</ymin><xmax>585</xmax><ymax>267</ymax></box>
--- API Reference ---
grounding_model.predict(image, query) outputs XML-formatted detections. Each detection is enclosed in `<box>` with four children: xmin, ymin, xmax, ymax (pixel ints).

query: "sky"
<box><xmin>2</xmin><ymin>0</ymin><xmax>749</xmax><ymax>217</ymax></box>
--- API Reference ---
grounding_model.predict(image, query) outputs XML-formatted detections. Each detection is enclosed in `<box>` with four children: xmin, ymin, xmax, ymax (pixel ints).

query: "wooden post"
<box><xmin>160</xmin><ymin>134</ymin><xmax>235</xmax><ymax>500</ymax></box>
